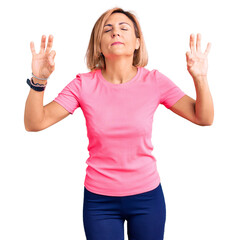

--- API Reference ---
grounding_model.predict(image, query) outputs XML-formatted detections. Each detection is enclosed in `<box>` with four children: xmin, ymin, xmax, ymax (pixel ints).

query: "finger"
<box><xmin>50</xmin><ymin>50</ymin><xmax>56</xmax><ymax>60</ymax></box>
<box><xmin>40</xmin><ymin>35</ymin><xmax>46</xmax><ymax>53</ymax></box>
<box><xmin>45</xmin><ymin>35</ymin><xmax>54</xmax><ymax>54</ymax></box>
<box><xmin>30</xmin><ymin>41</ymin><xmax>36</xmax><ymax>55</ymax></box>
<box><xmin>186</xmin><ymin>51</ymin><xmax>193</xmax><ymax>66</ymax></box>
<box><xmin>190</xmin><ymin>33</ymin><xmax>196</xmax><ymax>54</ymax></box>
<box><xmin>204</xmin><ymin>42</ymin><xmax>212</xmax><ymax>56</ymax></box>
<box><xmin>196</xmin><ymin>33</ymin><xmax>202</xmax><ymax>52</ymax></box>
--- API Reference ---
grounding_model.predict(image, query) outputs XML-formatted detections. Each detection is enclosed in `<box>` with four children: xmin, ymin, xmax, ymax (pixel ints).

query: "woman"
<box><xmin>24</xmin><ymin>7</ymin><xmax>214</xmax><ymax>240</ymax></box>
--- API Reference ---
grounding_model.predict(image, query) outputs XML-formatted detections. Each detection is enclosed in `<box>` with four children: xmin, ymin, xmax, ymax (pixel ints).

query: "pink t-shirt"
<box><xmin>53</xmin><ymin>66</ymin><xmax>186</xmax><ymax>196</ymax></box>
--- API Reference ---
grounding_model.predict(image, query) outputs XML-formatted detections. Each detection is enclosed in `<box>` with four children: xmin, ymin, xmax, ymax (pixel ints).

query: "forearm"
<box><xmin>24</xmin><ymin>78</ymin><xmax>46</xmax><ymax>131</ymax></box>
<box><xmin>193</xmin><ymin>76</ymin><xmax>214</xmax><ymax>126</ymax></box>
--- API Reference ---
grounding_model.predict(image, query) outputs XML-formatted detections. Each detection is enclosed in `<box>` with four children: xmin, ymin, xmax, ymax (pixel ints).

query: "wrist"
<box><xmin>193</xmin><ymin>75</ymin><xmax>208</xmax><ymax>82</ymax></box>
<box><xmin>32</xmin><ymin>77</ymin><xmax>47</xmax><ymax>85</ymax></box>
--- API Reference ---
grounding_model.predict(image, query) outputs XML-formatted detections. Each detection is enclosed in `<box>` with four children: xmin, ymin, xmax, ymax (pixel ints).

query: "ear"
<box><xmin>135</xmin><ymin>38</ymin><xmax>140</xmax><ymax>50</ymax></box>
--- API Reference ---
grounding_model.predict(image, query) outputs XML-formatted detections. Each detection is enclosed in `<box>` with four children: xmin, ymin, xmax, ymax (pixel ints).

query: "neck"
<box><xmin>101</xmin><ymin>57</ymin><xmax>138</xmax><ymax>84</ymax></box>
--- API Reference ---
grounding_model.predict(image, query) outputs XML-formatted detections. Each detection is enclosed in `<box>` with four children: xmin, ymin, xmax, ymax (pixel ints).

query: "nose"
<box><xmin>112</xmin><ymin>33</ymin><xmax>120</xmax><ymax>37</ymax></box>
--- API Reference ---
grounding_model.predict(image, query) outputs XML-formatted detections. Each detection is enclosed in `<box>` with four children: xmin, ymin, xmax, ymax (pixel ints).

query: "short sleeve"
<box><xmin>53</xmin><ymin>74</ymin><xmax>81</xmax><ymax>114</ymax></box>
<box><xmin>157</xmin><ymin>70</ymin><xmax>186</xmax><ymax>109</ymax></box>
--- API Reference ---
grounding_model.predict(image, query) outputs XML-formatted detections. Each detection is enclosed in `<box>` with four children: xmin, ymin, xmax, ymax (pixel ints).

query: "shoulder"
<box><xmin>145</xmin><ymin>68</ymin><xmax>176</xmax><ymax>87</ymax></box>
<box><xmin>74</xmin><ymin>69</ymin><xmax>100</xmax><ymax>83</ymax></box>
<box><xmin>76</xmin><ymin>69</ymin><xmax>97</xmax><ymax>78</ymax></box>
<box><xmin>139</xmin><ymin>67</ymin><xmax>164</xmax><ymax>79</ymax></box>
<box><xmin>139</xmin><ymin>67</ymin><xmax>165</xmax><ymax>85</ymax></box>
<box><xmin>67</xmin><ymin>69</ymin><xmax>100</xmax><ymax>93</ymax></box>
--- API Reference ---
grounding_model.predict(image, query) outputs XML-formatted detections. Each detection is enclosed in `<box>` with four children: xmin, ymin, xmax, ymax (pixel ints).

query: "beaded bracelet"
<box><xmin>26</xmin><ymin>77</ymin><xmax>47</xmax><ymax>92</ymax></box>
<box><xmin>32</xmin><ymin>72</ymin><xmax>49</xmax><ymax>81</ymax></box>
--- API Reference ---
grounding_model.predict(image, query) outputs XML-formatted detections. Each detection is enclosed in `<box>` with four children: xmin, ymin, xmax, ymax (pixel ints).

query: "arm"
<box><xmin>24</xmin><ymin>80</ymin><xmax>45</xmax><ymax>131</ymax></box>
<box><xmin>169</xmin><ymin>77</ymin><xmax>214</xmax><ymax>126</ymax></box>
<box><xmin>24</xmin><ymin>77</ymin><xmax>70</xmax><ymax>131</ymax></box>
<box><xmin>169</xmin><ymin>33</ymin><xmax>214</xmax><ymax>126</ymax></box>
<box><xmin>24</xmin><ymin>90</ymin><xmax>70</xmax><ymax>132</ymax></box>
<box><xmin>24</xmin><ymin>34</ymin><xmax>70</xmax><ymax>131</ymax></box>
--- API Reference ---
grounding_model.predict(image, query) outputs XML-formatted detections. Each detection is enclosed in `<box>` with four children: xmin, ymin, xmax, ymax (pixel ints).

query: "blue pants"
<box><xmin>83</xmin><ymin>183</ymin><xmax>166</xmax><ymax>240</ymax></box>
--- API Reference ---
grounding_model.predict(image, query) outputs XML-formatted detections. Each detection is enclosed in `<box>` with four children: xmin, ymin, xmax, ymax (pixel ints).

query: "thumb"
<box><xmin>49</xmin><ymin>50</ymin><xmax>56</xmax><ymax>66</ymax></box>
<box><xmin>185</xmin><ymin>51</ymin><xmax>192</xmax><ymax>61</ymax></box>
<box><xmin>185</xmin><ymin>51</ymin><xmax>193</xmax><ymax>66</ymax></box>
<box><xmin>50</xmin><ymin>50</ymin><xmax>56</xmax><ymax>60</ymax></box>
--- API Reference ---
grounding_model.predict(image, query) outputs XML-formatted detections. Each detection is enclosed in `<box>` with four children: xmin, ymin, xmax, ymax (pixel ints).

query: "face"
<box><xmin>100</xmin><ymin>13</ymin><xmax>140</xmax><ymax>59</ymax></box>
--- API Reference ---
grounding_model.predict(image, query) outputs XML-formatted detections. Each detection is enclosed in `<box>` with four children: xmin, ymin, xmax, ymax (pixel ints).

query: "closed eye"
<box><xmin>104</xmin><ymin>29</ymin><xmax>128</xmax><ymax>33</ymax></box>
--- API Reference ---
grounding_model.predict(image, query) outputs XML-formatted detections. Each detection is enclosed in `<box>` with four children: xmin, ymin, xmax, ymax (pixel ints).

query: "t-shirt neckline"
<box><xmin>98</xmin><ymin>67</ymin><xmax>141</xmax><ymax>88</ymax></box>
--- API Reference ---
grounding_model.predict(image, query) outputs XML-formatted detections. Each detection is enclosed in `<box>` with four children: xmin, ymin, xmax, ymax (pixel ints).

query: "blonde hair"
<box><xmin>85</xmin><ymin>7</ymin><xmax>148</xmax><ymax>71</ymax></box>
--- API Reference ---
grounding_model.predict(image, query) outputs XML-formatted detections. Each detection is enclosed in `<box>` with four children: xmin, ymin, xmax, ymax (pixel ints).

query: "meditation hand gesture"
<box><xmin>30</xmin><ymin>35</ymin><xmax>56</xmax><ymax>79</ymax></box>
<box><xmin>186</xmin><ymin>33</ymin><xmax>211</xmax><ymax>80</ymax></box>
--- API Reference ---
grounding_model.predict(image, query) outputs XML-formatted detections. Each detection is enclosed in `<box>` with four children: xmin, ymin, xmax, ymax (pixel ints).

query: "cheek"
<box><xmin>101</xmin><ymin>36</ymin><xmax>110</xmax><ymax>46</ymax></box>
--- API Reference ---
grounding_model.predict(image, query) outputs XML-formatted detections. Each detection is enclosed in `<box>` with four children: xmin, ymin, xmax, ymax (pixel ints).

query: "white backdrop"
<box><xmin>1</xmin><ymin>0</ymin><xmax>237</xmax><ymax>239</ymax></box>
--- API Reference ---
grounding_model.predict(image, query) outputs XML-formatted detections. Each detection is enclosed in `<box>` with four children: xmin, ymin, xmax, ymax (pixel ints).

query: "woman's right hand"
<box><xmin>30</xmin><ymin>35</ymin><xmax>56</xmax><ymax>79</ymax></box>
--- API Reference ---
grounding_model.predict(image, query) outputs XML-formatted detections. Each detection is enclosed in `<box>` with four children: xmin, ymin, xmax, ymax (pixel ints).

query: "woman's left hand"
<box><xmin>186</xmin><ymin>33</ymin><xmax>211</xmax><ymax>79</ymax></box>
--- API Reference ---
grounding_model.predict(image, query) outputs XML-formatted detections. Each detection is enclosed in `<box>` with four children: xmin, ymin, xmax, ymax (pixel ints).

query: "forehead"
<box><xmin>104</xmin><ymin>13</ymin><xmax>132</xmax><ymax>26</ymax></box>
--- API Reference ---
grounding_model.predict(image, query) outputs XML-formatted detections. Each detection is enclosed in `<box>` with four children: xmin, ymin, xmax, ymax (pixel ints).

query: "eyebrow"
<box><xmin>103</xmin><ymin>22</ymin><xmax>131</xmax><ymax>28</ymax></box>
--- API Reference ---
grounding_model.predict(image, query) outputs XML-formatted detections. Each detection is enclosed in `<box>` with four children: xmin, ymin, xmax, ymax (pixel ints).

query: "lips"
<box><xmin>111</xmin><ymin>42</ymin><xmax>123</xmax><ymax>45</ymax></box>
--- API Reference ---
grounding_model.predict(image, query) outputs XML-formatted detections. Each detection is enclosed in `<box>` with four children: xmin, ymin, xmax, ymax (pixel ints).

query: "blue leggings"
<box><xmin>83</xmin><ymin>183</ymin><xmax>166</xmax><ymax>240</ymax></box>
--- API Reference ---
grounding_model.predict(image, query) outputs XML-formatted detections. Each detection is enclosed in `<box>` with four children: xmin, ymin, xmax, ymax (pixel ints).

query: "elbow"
<box><xmin>199</xmin><ymin>122</ymin><xmax>213</xmax><ymax>126</ymax></box>
<box><xmin>197</xmin><ymin>119</ymin><xmax>214</xmax><ymax>126</ymax></box>
<box><xmin>25</xmin><ymin>126</ymin><xmax>40</xmax><ymax>132</ymax></box>
<box><xmin>25</xmin><ymin>126</ymin><xmax>31</xmax><ymax>132</ymax></box>
<box><xmin>24</xmin><ymin>121</ymin><xmax>32</xmax><ymax>132</ymax></box>
<box><xmin>24</xmin><ymin>122</ymin><xmax>42</xmax><ymax>132</ymax></box>
<box><xmin>195</xmin><ymin>116</ymin><xmax>214</xmax><ymax>126</ymax></box>
<box><xmin>24</xmin><ymin>117</ymin><xmax>43</xmax><ymax>132</ymax></box>
<box><xmin>25</xmin><ymin>128</ymin><xmax>41</xmax><ymax>132</ymax></box>
<box><xmin>24</xmin><ymin>122</ymin><xmax>31</xmax><ymax>132</ymax></box>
